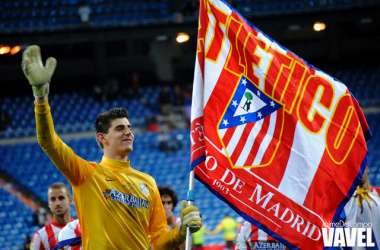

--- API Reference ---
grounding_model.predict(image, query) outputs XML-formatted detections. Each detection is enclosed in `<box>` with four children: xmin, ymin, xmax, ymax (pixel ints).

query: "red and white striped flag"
<box><xmin>190</xmin><ymin>0</ymin><xmax>371</xmax><ymax>249</ymax></box>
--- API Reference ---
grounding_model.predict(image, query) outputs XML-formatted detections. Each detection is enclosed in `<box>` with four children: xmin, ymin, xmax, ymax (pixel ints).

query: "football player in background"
<box><xmin>235</xmin><ymin>221</ymin><xmax>288</xmax><ymax>250</ymax></box>
<box><xmin>31</xmin><ymin>182</ymin><xmax>75</xmax><ymax>250</ymax></box>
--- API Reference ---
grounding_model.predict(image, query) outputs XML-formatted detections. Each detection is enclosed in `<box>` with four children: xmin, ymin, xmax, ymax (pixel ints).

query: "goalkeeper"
<box><xmin>22</xmin><ymin>45</ymin><xmax>202</xmax><ymax>250</ymax></box>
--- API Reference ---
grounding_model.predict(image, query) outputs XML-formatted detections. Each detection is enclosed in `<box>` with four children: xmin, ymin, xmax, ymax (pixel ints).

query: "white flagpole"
<box><xmin>185</xmin><ymin>169</ymin><xmax>195</xmax><ymax>250</ymax></box>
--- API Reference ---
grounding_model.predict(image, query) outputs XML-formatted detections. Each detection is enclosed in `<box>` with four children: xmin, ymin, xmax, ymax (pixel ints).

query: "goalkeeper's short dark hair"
<box><xmin>94</xmin><ymin>108</ymin><xmax>130</xmax><ymax>149</ymax></box>
<box><xmin>158</xmin><ymin>185</ymin><xmax>178</xmax><ymax>210</ymax></box>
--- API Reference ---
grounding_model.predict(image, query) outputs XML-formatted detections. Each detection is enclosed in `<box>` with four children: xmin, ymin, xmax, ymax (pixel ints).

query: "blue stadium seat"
<box><xmin>94</xmin><ymin>6</ymin><xmax>104</xmax><ymax>14</ymax></box>
<box><xmin>68</xmin><ymin>0</ymin><xmax>79</xmax><ymax>5</ymax></box>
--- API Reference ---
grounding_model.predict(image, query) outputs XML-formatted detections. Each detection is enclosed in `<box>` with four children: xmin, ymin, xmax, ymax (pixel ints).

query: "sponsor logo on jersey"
<box><xmin>253</xmin><ymin>242</ymin><xmax>287</xmax><ymax>249</ymax></box>
<box><xmin>103</xmin><ymin>188</ymin><xmax>149</xmax><ymax>209</ymax></box>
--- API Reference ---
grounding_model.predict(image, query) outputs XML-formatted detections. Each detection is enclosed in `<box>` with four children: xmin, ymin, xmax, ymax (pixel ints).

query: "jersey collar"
<box><xmin>100</xmin><ymin>156</ymin><xmax>132</xmax><ymax>172</ymax></box>
<box><xmin>51</xmin><ymin>217</ymin><xmax>75</xmax><ymax>229</ymax></box>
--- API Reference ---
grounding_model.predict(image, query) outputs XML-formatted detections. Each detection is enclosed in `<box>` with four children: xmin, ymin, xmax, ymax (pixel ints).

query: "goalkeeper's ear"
<box><xmin>96</xmin><ymin>132</ymin><xmax>108</xmax><ymax>148</ymax></box>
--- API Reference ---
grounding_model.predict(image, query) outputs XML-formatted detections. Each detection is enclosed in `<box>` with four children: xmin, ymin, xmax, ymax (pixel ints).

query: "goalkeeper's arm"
<box><xmin>150</xmin><ymin>200</ymin><xmax>202</xmax><ymax>250</ymax></box>
<box><xmin>21</xmin><ymin>45</ymin><xmax>56</xmax><ymax>104</ymax></box>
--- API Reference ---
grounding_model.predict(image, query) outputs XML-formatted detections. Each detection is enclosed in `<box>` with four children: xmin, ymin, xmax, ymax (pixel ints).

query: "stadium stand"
<box><xmin>0</xmin><ymin>0</ymin><xmax>173</xmax><ymax>33</ymax></box>
<box><xmin>1</xmin><ymin>0</ymin><xmax>379</xmax><ymax>33</ymax></box>
<box><xmin>0</xmin><ymin>187</ymin><xmax>40</xmax><ymax>249</ymax></box>
<box><xmin>0</xmin><ymin>86</ymin><xmax>165</xmax><ymax>139</ymax></box>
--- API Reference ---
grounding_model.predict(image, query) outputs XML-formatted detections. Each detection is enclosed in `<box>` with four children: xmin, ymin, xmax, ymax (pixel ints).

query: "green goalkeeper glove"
<box><xmin>179</xmin><ymin>200</ymin><xmax>202</xmax><ymax>237</ymax></box>
<box><xmin>21</xmin><ymin>45</ymin><xmax>57</xmax><ymax>97</ymax></box>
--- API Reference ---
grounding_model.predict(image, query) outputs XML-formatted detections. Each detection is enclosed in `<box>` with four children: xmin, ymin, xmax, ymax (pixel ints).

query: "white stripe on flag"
<box><xmin>270</xmin><ymin>41</ymin><xmax>288</xmax><ymax>56</ymax></box>
<box><xmin>208</xmin><ymin>0</ymin><xmax>233</xmax><ymax>15</ymax></box>
<box><xmin>204</xmin><ymin>12</ymin><xmax>216</xmax><ymax>58</ymax></box>
<box><xmin>219</xmin><ymin>128</ymin><xmax>227</xmax><ymax>138</ymax></box>
<box><xmin>204</xmin><ymin>15</ymin><xmax>231</xmax><ymax>107</ymax></box>
<box><xmin>277</xmin><ymin>69</ymin><xmax>347</xmax><ymax>204</ymax></box>
<box><xmin>277</xmin><ymin>122</ymin><xmax>324</xmax><ymax>204</ymax></box>
<box><xmin>257</xmin><ymin>32</ymin><xmax>273</xmax><ymax>49</ymax></box>
<box><xmin>226</xmin><ymin>124</ymin><xmax>247</xmax><ymax>156</ymax></box>
<box><xmin>253</xmin><ymin>33</ymin><xmax>273</xmax><ymax>90</ymax></box>
<box><xmin>252</xmin><ymin>112</ymin><xmax>277</xmax><ymax>166</ymax></box>
<box><xmin>191</xmin><ymin>59</ymin><xmax>204</xmax><ymax>122</ymax></box>
<box><xmin>235</xmin><ymin>119</ymin><xmax>264</xmax><ymax>166</ymax></box>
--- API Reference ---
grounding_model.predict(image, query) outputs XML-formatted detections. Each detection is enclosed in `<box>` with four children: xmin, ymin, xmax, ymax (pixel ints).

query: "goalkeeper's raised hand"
<box><xmin>179</xmin><ymin>200</ymin><xmax>202</xmax><ymax>237</ymax></box>
<box><xmin>21</xmin><ymin>45</ymin><xmax>57</xmax><ymax>97</ymax></box>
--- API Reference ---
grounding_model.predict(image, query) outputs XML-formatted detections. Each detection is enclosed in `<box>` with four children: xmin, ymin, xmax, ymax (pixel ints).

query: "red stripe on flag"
<box><xmin>244</xmin><ymin>116</ymin><xmax>270</xmax><ymax>166</ymax></box>
<box><xmin>303</xmin><ymin>130</ymin><xmax>367</xmax><ymax>218</ymax></box>
<box><xmin>196</xmin><ymin>0</ymin><xmax>209</xmax><ymax>78</ymax></box>
<box><xmin>230</xmin><ymin>122</ymin><xmax>255</xmax><ymax>164</ymax></box>
<box><xmin>222</xmin><ymin>126</ymin><xmax>237</xmax><ymax>148</ymax></box>
<box><xmin>248</xmin><ymin>112</ymin><xmax>296</xmax><ymax>188</ymax></box>
<box><xmin>260</xmin><ymin>108</ymin><xmax>284</xmax><ymax>166</ymax></box>
<box><xmin>203</xmin><ymin>69</ymin><xmax>240</xmax><ymax>149</ymax></box>
<box><xmin>243</xmin><ymin>116</ymin><xmax>271</xmax><ymax>166</ymax></box>
<box><xmin>230</xmin><ymin>11</ymin><xmax>259</xmax><ymax>37</ymax></box>
<box><xmin>352</xmin><ymin>96</ymin><xmax>370</xmax><ymax>135</ymax></box>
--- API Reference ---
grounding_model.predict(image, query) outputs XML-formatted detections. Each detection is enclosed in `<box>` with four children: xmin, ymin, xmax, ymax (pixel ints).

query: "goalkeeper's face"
<box><xmin>104</xmin><ymin>118</ymin><xmax>134</xmax><ymax>155</ymax></box>
<box><xmin>48</xmin><ymin>188</ymin><xmax>72</xmax><ymax>217</ymax></box>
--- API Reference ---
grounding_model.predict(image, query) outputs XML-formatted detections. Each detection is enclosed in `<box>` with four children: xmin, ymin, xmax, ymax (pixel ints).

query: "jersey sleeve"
<box><xmin>148</xmin><ymin>185</ymin><xmax>185</xmax><ymax>250</ymax></box>
<box><xmin>35</xmin><ymin>101</ymin><xmax>96</xmax><ymax>186</ymax></box>
<box><xmin>235</xmin><ymin>222</ymin><xmax>248</xmax><ymax>250</ymax></box>
<box><xmin>31</xmin><ymin>231</ymin><xmax>46</xmax><ymax>250</ymax></box>
<box><xmin>343</xmin><ymin>192</ymin><xmax>380</xmax><ymax>247</ymax></box>
<box><xmin>371</xmin><ymin>186</ymin><xmax>380</xmax><ymax>197</ymax></box>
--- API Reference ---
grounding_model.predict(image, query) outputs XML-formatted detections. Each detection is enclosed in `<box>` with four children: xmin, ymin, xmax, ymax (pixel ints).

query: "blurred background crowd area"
<box><xmin>0</xmin><ymin>0</ymin><xmax>380</xmax><ymax>249</ymax></box>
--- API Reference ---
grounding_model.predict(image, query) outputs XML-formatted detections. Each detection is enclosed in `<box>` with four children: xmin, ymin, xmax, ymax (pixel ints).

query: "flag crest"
<box><xmin>218</xmin><ymin>76</ymin><xmax>284</xmax><ymax>168</ymax></box>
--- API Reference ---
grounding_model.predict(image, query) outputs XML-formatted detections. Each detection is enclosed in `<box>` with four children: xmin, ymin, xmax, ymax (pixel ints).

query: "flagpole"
<box><xmin>185</xmin><ymin>168</ymin><xmax>195</xmax><ymax>250</ymax></box>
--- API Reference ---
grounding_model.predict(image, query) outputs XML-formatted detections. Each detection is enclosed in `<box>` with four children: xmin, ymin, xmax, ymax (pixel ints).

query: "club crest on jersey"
<box><xmin>218</xmin><ymin>76</ymin><xmax>284</xmax><ymax>168</ymax></box>
<box><xmin>139</xmin><ymin>183</ymin><xmax>149</xmax><ymax>196</ymax></box>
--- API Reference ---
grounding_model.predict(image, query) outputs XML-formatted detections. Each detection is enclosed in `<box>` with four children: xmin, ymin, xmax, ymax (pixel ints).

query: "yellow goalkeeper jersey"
<box><xmin>35</xmin><ymin>101</ymin><xmax>184</xmax><ymax>250</ymax></box>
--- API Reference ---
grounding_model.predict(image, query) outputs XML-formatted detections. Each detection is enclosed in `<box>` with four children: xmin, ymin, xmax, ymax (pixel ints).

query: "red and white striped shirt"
<box><xmin>371</xmin><ymin>186</ymin><xmax>380</xmax><ymax>197</ymax></box>
<box><xmin>166</xmin><ymin>217</ymin><xmax>181</xmax><ymax>230</ymax></box>
<box><xmin>56</xmin><ymin>219</ymin><xmax>82</xmax><ymax>250</ymax></box>
<box><xmin>31</xmin><ymin>219</ymin><xmax>74</xmax><ymax>250</ymax></box>
<box><xmin>235</xmin><ymin>221</ymin><xmax>288</xmax><ymax>250</ymax></box>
